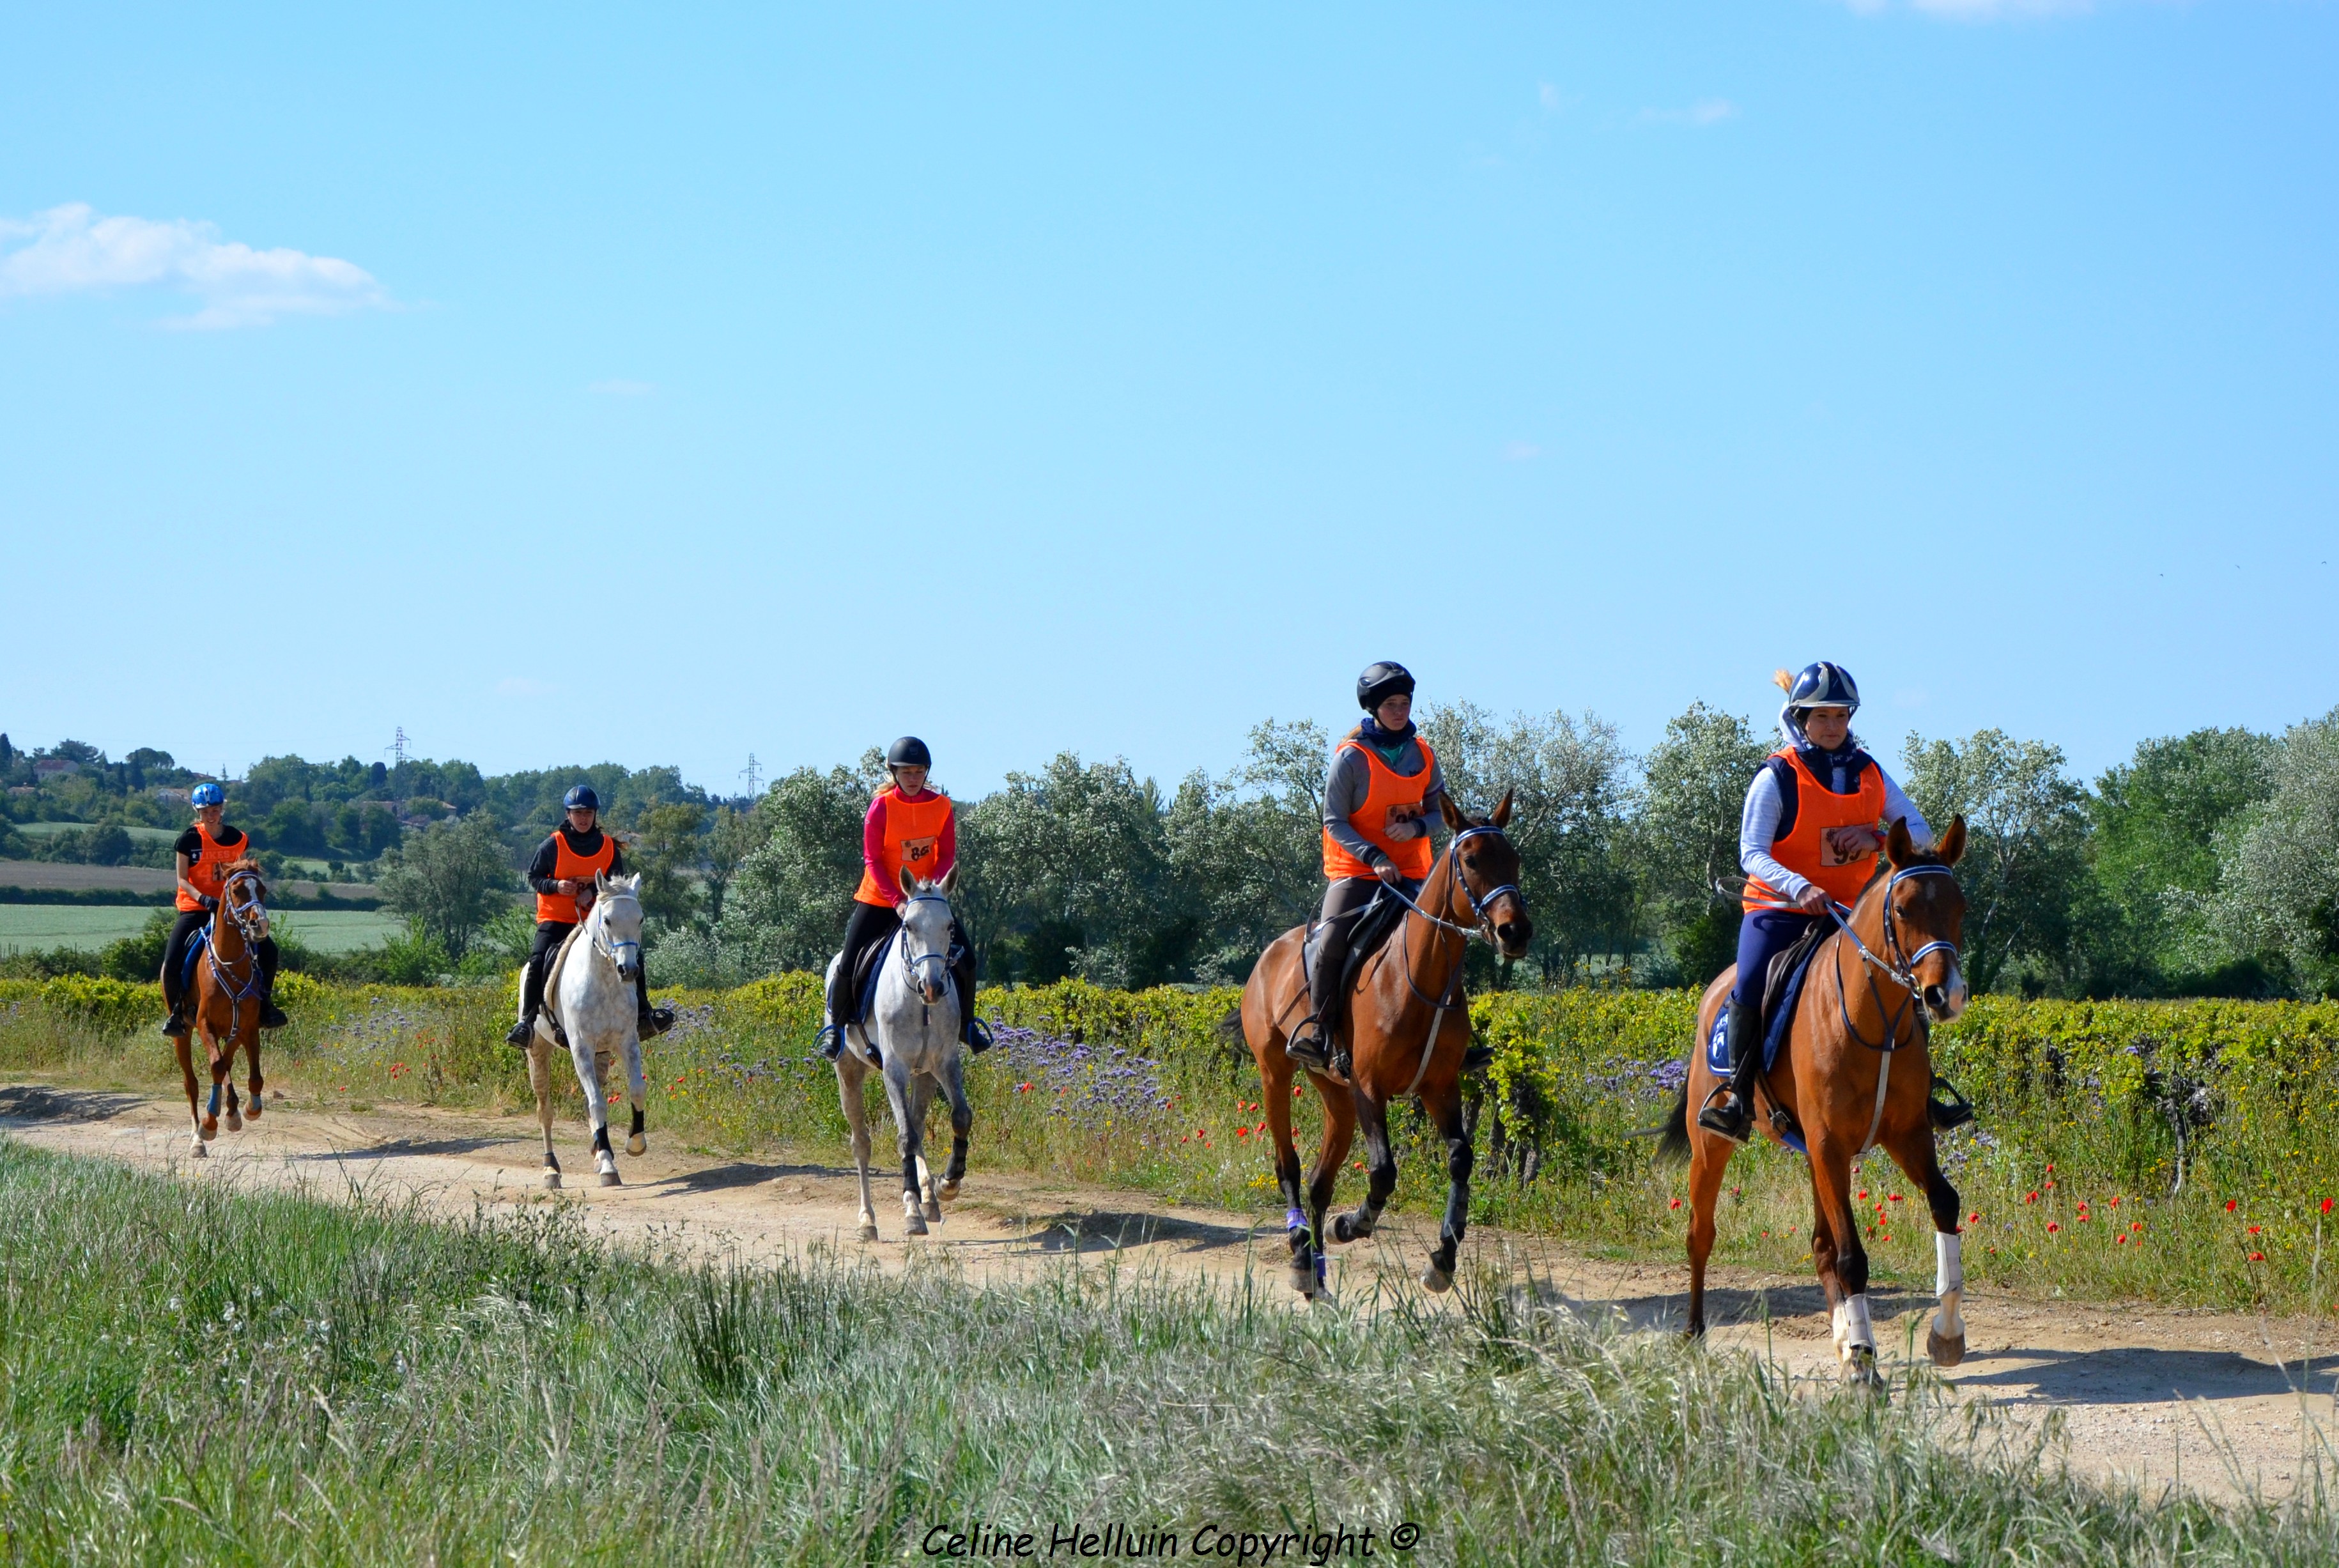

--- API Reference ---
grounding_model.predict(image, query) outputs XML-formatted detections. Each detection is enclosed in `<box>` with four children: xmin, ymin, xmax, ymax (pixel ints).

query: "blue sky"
<box><xmin>4</xmin><ymin>2</ymin><xmax>2334</xmax><ymax>797</ymax></box>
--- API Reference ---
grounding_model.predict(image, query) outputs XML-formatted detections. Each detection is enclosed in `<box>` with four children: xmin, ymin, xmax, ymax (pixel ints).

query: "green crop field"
<box><xmin>9</xmin><ymin>820</ymin><xmax>178</xmax><ymax>843</ymax></box>
<box><xmin>0</xmin><ymin>906</ymin><xmax>405</xmax><ymax>955</ymax></box>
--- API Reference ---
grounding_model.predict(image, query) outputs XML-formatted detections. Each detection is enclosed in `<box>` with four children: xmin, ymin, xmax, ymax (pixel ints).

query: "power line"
<box><xmin>739</xmin><ymin>752</ymin><xmax>762</xmax><ymax>797</ymax></box>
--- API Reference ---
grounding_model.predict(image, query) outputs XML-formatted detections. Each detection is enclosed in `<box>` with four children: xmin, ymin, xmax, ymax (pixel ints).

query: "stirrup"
<box><xmin>815</xmin><ymin>1023</ymin><xmax>847</xmax><ymax>1062</ymax></box>
<box><xmin>1927</xmin><ymin>1074</ymin><xmax>1976</xmax><ymax>1130</ymax></box>
<box><xmin>1286</xmin><ymin>1018</ymin><xmax>1333</xmax><ymax>1073</ymax></box>
<box><xmin>506</xmin><ymin>1018</ymin><xmax>536</xmax><ymax>1049</ymax></box>
<box><xmin>1695</xmin><ymin>1084</ymin><xmax>1754</xmax><ymax>1144</ymax></box>
<box><xmin>259</xmin><ymin>1002</ymin><xmax>289</xmax><ymax>1029</ymax></box>
<box><xmin>1461</xmin><ymin>1039</ymin><xmax>1495</xmax><ymax>1074</ymax></box>
<box><xmin>964</xmin><ymin>1016</ymin><xmax>994</xmax><ymax>1054</ymax></box>
<box><xmin>638</xmin><ymin>1004</ymin><xmax>675</xmax><ymax>1038</ymax></box>
<box><xmin>161</xmin><ymin>1006</ymin><xmax>190</xmax><ymax>1040</ymax></box>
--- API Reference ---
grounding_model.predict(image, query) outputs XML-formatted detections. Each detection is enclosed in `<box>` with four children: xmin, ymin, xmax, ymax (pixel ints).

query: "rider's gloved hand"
<box><xmin>199</xmin><ymin>895</ymin><xmax>220</xmax><ymax>912</ymax></box>
<box><xmin>1793</xmin><ymin>883</ymin><xmax>1830</xmax><ymax>915</ymax></box>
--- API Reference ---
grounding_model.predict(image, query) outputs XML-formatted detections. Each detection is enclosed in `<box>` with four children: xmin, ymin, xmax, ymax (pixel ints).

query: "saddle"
<box><xmin>1300</xmin><ymin>889</ymin><xmax>1405</xmax><ymax>1044</ymax></box>
<box><xmin>179</xmin><ymin>925</ymin><xmax>212</xmax><ymax>994</ymax></box>
<box><xmin>1703</xmin><ymin>920</ymin><xmax>1829</xmax><ymax>1080</ymax></box>
<box><xmin>536</xmin><ymin>921</ymin><xmax>591</xmax><ymax>1045</ymax></box>
<box><xmin>832</xmin><ymin>931</ymin><xmax>897</xmax><ymax>1029</ymax></box>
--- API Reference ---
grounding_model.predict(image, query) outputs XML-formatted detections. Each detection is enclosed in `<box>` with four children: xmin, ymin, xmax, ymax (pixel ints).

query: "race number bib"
<box><xmin>902</xmin><ymin>834</ymin><xmax>938</xmax><ymax>869</ymax></box>
<box><xmin>1820</xmin><ymin>826</ymin><xmax>1872</xmax><ymax>867</ymax></box>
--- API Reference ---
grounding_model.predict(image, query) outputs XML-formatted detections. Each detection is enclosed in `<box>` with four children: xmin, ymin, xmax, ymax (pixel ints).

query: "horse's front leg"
<box><xmin>908</xmin><ymin>1074</ymin><xmax>944</xmax><ymax>1225</ymax></box>
<box><xmin>936</xmin><ymin>1050</ymin><xmax>972</xmax><ymax>1201</ymax></box>
<box><xmin>241</xmin><ymin>1029</ymin><xmax>264</xmax><ymax>1122</ymax></box>
<box><xmin>837</xmin><ymin>1052</ymin><xmax>878</xmax><ymax>1241</ymax></box>
<box><xmin>1683</xmin><ymin>1120</ymin><xmax>1733</xmax><ymax>1339</ymax></box>
<box><xmin>525</xmin><ymin>1040</ymin><xmax>562</xmax><ymax>1188</ymax></box>
<box><xmin>1334</xmin><ymin>1089</ymin><xmax>1394</xmax><ymax>1245</ymax></box>
<box><xmin>621</xmin><ymin>1026</ymin><xmax>647</xmax><ymax>1158</ymax></box>
<box><xmin>879</xmin><ymin>1060</ymin><xmax>929</xmax><ymax>1236</ymax></box>
<box><xmin>201</xmin><ymin>1029</ymin><xmax>229</xmax><ymax>1142</ymax></box>
<box><xmin>1882</xmin><ymin>1121</ymin><xmax>1966</xmax><ymax>1369</ymax></box>
<box><xmin>1258</xmin><ymin>1036</ymin><xmax>1320</xmax><ymax>1298</ymax></box>
<box><xmin>569</xmin><ymin>1030</ymin><xmax>618</xmax><ymax>1187</ymax></box>
<box><xmin>176</xmin><ymin>1032</ymin><xmax>207</xmax><ymax>1158</ymax></box>
<box><xmin>1808</xmin><ymin>1126</ymin><xmax>1881</xmax><ymax>1392</ymax></box>
<box><xmin>1419</xmin><ymin>1070</ymin><xmax>1475</xmax><ymax>1295</ymax></box>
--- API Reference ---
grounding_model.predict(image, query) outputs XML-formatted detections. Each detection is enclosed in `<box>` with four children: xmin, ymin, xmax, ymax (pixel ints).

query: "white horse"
<box><xmin>527</xmin><ymin>871</ymin><xmax>649</xmax><ymax>1189</ymax></box>
<box><xmin>824</xmin><ymin>869</ymin><xmax>975</xmax><ymax>1240</ymax></box>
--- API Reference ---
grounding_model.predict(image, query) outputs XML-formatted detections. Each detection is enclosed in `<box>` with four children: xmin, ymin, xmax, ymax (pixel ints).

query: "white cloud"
<box><xmin>0</xmin><ymin>202</ymin><xmax>387</xmax><ymax>328</ymax></box>
<box><xmin>1642</xmin><ymin>99</ymin><xmax>1739</xmax><ymax>128</ymax></box>
<box><xmin>588</xmin><ymin>378</ymin><xmax>656</xmax><ymax>396</ymax></box>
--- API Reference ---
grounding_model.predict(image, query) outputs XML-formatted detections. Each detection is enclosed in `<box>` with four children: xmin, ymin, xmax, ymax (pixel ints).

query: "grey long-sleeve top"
<box><xmin>1322</xmin><ymin>733</ymin><xmax>1447</xmax><ymax>872</ymax></box>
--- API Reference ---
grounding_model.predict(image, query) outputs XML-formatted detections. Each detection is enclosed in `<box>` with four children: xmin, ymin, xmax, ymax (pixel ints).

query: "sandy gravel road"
<box><xmin>3</xmin><ymin>1080</ymin><xmax>2333</xmax><ymax>1505</ymax></box>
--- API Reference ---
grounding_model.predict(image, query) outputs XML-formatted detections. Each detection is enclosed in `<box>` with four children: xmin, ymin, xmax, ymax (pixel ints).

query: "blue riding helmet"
<box><xmin>563</xmin><ymin>784</ymin><xmax>600</xmax><ymax>811</ymax></box>
<box><xmin>190</xmin><ymin>782</ymin><xmax>224</xmax><ymax>808</ymax></box>
<box><xmin>1783</xmin><ymin>662</ymin><xmax>1860</xmax><ymax>714</ymax></box>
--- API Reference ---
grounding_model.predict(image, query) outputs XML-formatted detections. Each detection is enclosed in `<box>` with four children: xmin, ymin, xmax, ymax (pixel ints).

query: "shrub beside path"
<box><xmin>1</xmin><ymin>1077</ymin><xmax>2331</xmax><ymax>1508</ymax></box>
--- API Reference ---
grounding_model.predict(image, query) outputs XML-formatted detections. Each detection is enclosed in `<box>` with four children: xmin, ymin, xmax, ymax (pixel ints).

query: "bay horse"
<box><xmin>179</xmin><ymin>859</ymin><xmax>270</xmax><ymax>1157</ymax></box>
<box><xmin>1659</xmin><ymin>816</ymin><xmax>1971</xmax><ymax>1392</ymax></box>
<box><xmin>826</xmin><ymin>868</ymin><xmax>974</xmax><ymax>1241</ymax></box>
<box><xmin>1242</xmin><ymin>795</ymin><xmax>1532</xmax><ymax>1298</ymax></box>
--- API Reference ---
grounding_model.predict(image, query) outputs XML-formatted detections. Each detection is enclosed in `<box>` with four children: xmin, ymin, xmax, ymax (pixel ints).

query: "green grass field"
<box><xmin>8</xmin><ymin>820</ymin><xmax>178</xmax><ymax>843</ymax></box>
<box><xmin>0</xmin><ymin>1138</ymin><xmax>2324</xmax><ymax>1564</ymax></box>
<box><xmin>0</xmin><ymin>905</ymin><xmax>405</xmax><ymax>955</ymax></box>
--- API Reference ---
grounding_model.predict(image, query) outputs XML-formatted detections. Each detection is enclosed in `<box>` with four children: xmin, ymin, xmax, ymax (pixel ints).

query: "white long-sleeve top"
<box><xmin>1739</xmin><ymin>757</ymin><xmax>1932</xmax><ymax>905</ymax></box>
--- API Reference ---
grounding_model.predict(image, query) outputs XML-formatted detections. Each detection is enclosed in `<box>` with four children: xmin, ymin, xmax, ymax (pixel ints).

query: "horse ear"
<box><xmin>938</xmin><ymin>865</ymin><xmax>958</xmax><ymax>895</ymax></box>
<box><xmin>1886</xmin><ymin>817</ymin><xmax>1915</xmax><ymax>867</ymax></box>
<box><xmin>1439</xmin><ymin>794</ymin><xmax>1468</xmax><ymax>831</ymax></box>
<box><xmin>626</xmin><ymin>872</ymin><xmax>642</xmax><ymax>892</ymax></box>
<box><xmin>1938</xmin><ymin>815</ymin><xmax>1968</xmax><ymax>866</ymax></box>
<box><xmin>899</xmin><ymin>868</ymin><xmax>921</xmax><ymax>900</ymax></box>
<box><xmin>596</xmin><ymin>870</ymin><xmax>610</xmax><ymax>891</ymax></box>
<box><xmin>1490</xmin><ymin>789</ymin><xmax>1514</xmax><ymax>829</ymax></box>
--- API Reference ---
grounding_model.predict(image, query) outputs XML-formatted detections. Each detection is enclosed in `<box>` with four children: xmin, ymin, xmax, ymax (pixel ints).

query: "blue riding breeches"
<box><xmin>1731</xmin><ymin>910</ymin><xmax>1820</xmax><ymax>1018</ymax></box>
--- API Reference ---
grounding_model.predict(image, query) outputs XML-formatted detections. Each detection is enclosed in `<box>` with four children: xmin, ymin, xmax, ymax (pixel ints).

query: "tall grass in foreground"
<box><xmin>0</xmin><ymin>1141</ymin><xmax>2331</xmax><ymax>1565</ymax></box>
<box><xmin>7</xmin><ymin>976</ymin><xmax>2339</xmax><ymax>1316</ymax></box>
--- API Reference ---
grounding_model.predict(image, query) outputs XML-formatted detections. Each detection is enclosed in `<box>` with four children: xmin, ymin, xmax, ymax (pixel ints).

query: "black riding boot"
<box><xmin>506</xmin><ymin>953</ymin><xmax>543</xmax><ymax>1047</ymax></box>
<box><xmin>1696</xmin><ymin>1000</ymin><xmax>1764</xmax><ymax>1143</ymax></box>
<box><xmin>160</xmin><ymin>999</ymin><xmax>189</xmax><ymax>1038</ymax></box>
<box><xmin>257</xmin><ymin>941</ymin><xmax>288</xmax><ymax>1029</ymax></box>
<box><xmin>1288</xmin><ymin>934</ymin><xmax>1346</xmax><ymax>1074</ymax></box>
<box><xmin>635</xmin><ymin>967</ymin><xmax>675</xmax><ymax>1038</ymax></box>
<box><xmin>1927</xmin><ymin>1073</ymin><xmax>1976</xmax><ymax>1130</ymax></box>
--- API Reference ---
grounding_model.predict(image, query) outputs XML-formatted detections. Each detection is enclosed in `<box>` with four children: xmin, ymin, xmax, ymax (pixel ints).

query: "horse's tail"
<box><xmin>1652</xmin><ymin>1066</ymin><xmax>1694</xmax><ymax>1166</ymax></box>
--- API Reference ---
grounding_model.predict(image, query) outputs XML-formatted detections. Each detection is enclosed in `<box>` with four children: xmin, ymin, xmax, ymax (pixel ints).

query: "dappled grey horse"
<box><xmin>528</xmin><ymin>871</ymin><xmax>650</xmax><ymax>1189</ymax></box>
<box><xmin>824</xmin><ymin>868</ymin><xmax>974</xmax><ymax>1240</ymax></box>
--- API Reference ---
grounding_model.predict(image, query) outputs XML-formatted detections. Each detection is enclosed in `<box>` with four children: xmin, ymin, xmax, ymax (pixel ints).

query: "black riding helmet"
<box><xmin>885</xmin><ymin>736</ymin><xmax>932</xmax><ymax>770</ymax></box>
<box><xmin>1357</xmin><ymin>661</ymin><xmax>1415</xmax><ymax>712</ymax></box>
<box><xmin>563</xmin><ymin>784</ymin><xmax>599</xmax><ymax>811</ymax></box>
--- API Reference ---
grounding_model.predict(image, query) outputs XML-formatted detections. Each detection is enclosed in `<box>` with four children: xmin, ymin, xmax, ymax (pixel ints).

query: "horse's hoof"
<box><xmin>626</xmin><ymin>1134</ymin><xmax>646</xmax><ymax>1157</ymax></box>
<box><xmin>858</xmin><ymin>1223</ymin><xmax>879</xmax><ymax>1243</ymax></box>
<box><xmin>543</xmin><ymin>1170</ymin><xmax>562</xmax><ymax>1191</ymax></box>
<box><xmin>1927</xmin><ymin>1326</ymin><xmax>1966</xmax><ymax>1369</ymax></box>
<box><xmin>243</xmin><ymin>1099</ymin><xmax>261</xmax><ymax>1120</ymax></box>
<box><xmin>1842</xmin><ymin>1349</ymin><xmax>1887</xmax><ymax>1395</ymax></box>
<box><xmin>938</xmin><ymin>1178</ymin><xmax>961</xmax><ymax>1201</ymax></box>
<box><xmin>1332</xmin><ymin>1213</ymin><xmax>1360</xmax><ymax>1244</ymax></box>
<box><xmin>922</xmin><ymin>1200</ymin><xmax>943</xmax><ymax>1223</ymax></box>
<box><xmin>905</xmin><ymin>1214</ymin><xmax>929</xmax><ymax>1237</ymax></box>
<box><xmin>1290</xmin><ymin>1264</ymin><xmax>1316</xmax><ymax>1298</ymax></box>
<box><xmin>1421</xmin><ymin>1265</ymin><xmax>1454</xmax><ymax>1295</ymax></box>
<box><xmin>598</xmin><ymin>1171</ymin><xmax>622</xmax><ymax>1188</ymax></box>
<box><xmin>189</xmin><ymin>1141</ymin><xmax>207</xmax><ymax>1159</ymax></box>
<box><xmin>200</xmin><ymin>1118</ymin><xmax>217</xmax><ymax>1141</ymax></box>
<box><xmin>224</xmin><ymin>1109</ymin><xmax>243</xmax><ymax>1133</ymax></box>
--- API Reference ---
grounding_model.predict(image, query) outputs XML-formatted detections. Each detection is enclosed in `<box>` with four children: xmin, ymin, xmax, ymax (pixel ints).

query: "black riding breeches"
<box><xmin>829</xmin><ymin>900</ymin><xmax>977</xmax><ymax>1027</ymax></box>
<box><xmin>162</xmin><ymin>911</ymin><xmax>279</xmax><ymax>1008</ymax></box>
<box><xmin>523</xmin><ymin>919</ymin><xmax>648</xmax><ymax>1018</ymax></box>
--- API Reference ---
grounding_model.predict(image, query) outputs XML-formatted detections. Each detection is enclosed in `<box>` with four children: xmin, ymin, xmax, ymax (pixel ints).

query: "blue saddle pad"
<box><xmin>180</xmin><ymin>924</ymin><xmax>212</xmax><ymax>993</ymax></box>
<box><xmin>1702</xmin><ymin>942</ymin><xmax>1823</xmax><ymax>1080</ymax></box>
<box><xmin>854</xmin><ymin>932</ymin><xmax>895</xmax><ymax>1026</ymax></box>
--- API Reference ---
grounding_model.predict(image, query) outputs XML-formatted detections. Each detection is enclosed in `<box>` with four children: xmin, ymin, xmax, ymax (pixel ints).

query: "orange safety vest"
<box><xmin>178</xmin><ymin>822</ymin><xmax>252</xmax><ymax>912</ymax></box>
<box><xmin>1321</xmin><ymin>737</ymin><xmax>1439</xmax><ymax>882</ymax></box>
<box><xmin>1741</xmin><ymin>748</ymin><xmax>1888</xmax><ymax>913</ymax></box>
<box><xmin>856</xmin><ymin>787</ymin><xmax>954</xmax><ymax>907</ymax></box>
<box><xmin>537</xmin><ymin>829</ymin><xmax>619</xmax><ymax>925</ymax></box>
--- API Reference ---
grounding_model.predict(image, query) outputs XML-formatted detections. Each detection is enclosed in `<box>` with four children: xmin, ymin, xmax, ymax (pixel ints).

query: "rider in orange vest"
<box><xmin>1697</xmin><ymin>663</ymin><xmax>1966</xmax><ymax>1141</ymax></box>
<box><xmin>816</xmin><ymin>737</ymin><xmax>990</xmax><ymax>1059</ymax></box>
<box><xmin>1286</xmin><ymin>662</ymin><xmax>1447</xmax><ymax>1073</ymax></box>
<box><xmin>505</xmin><ymin>784</ymin><xmax>676</xmax><ymax>1047</ymax></box>
<box><xmin>160</xmin><ymin>781</ymin><xmax>288</xmax><ymax>1037</ymax></box>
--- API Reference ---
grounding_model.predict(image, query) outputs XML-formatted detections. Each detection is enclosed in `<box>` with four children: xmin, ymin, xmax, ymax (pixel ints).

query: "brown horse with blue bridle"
<box><xmin>178</xmin><ymin>859</ymin><xmax>270</xmax><ymax>1157</ymax></box>
<box><xmin>1659</xmin><ymin>816</ymin><xmax>1972</xmax><ymax>1391</ymax></box>
<box><xmin>1242</xmin><ymin>795</ymin><xmax>1532</xmax><ymax>1298</ymax></box>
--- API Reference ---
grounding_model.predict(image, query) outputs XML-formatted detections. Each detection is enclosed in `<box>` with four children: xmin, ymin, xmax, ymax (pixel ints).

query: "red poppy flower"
<box><xmin>2132</xmin><ymin>1221</ymin><xmax>2144</xmax><ymax>1231</ymax></box>
<box><xmin>1968</xmin><ymin>1211</ymin><xmax>1980</xmax><ymax>1224</ymax></box>
<box><xmin>2250</xmin><ymin>1250</ymin><xmax>2266</xmax><ymax>1262</ymax></box>
<box><xmin>2117</xmin><ymin>1235</ymin><xmax>2128</xmax><ymax>1246</ymax></box>
<box><xmin>2047</xmin><ymin>1222</ymin><xmax>2060</xmax><ymax>1233</ymax></box>
<box><xmin>2025</xmin><ymin>1192</ymin><xmax>2039</xmax><ymax>1204</ymax></box>
<box><xmin>1889</xmin><ymin>1193</ymin><xmax>1903</xmax><ymax>1203</ymax></box>
<box><xmin>1669</xmin><ymin>1197</ymin><xmax>1682</xmax><ymax>1210</ymax></box>
<box><xmin>1857</xmin><ymin>1190</ymin><xmax>1868</xmax><ymax>1200</ymax></box>
<box><xmin>2324</xmin><ymin>1199</ymin><xmax>2335</xmax><ymax>1215</ymax></box>
<box><xmin>2046</xmin><ymin>1163</ymin><xmax>2055</xmax><ymax>1173</ymax></box>
<box><xmin>1235</xmin><ymin>1127</ymin><xmax>1250</xmax><ymax>1138</ymax></box>
<box><xmin>2226</xmin><ymin>1199</ymin><xmax>2239</xmax><ymax>1212</ymax></box>
<box><xmin>2108</xmin><ymin>1195</ymin><xmax>2121</xmax><ymax>1207</ymax></box>
<box><xmin>2248</xmin><ymin>1225</ymin><xmax>2261</xmax><ymax>1235</ymax></box>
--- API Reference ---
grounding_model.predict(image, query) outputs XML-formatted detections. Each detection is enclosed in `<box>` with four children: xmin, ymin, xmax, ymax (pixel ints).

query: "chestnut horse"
<box><xmin>1658</xmin><ymin>817</ymin><xmax>1971</xmax><ymax>1392</ymax></box>
<box><xmin>1242</xmin><ymin>795</ymin><xmax>1532</xmax><ymax>1298</ymax></box>
<box><xmin>179</xmin><ymin>859</ymin><xmax>270</xmax><ymax>1157</ymax></box>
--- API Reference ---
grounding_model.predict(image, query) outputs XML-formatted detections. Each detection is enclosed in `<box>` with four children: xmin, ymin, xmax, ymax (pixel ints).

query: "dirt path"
<box><xmin>4</xmin><ymin>1080</ymin><xmax>2334</xmax><ymax>1505</ymax></box>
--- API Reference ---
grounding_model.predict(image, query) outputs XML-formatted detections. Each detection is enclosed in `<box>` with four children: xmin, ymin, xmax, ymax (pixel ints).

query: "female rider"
<box><xmin>1286</xmin><ymin>661</ymin><xmax>1447</xmax><ymax>1073</ymax></box>
<box><xmin>816</xmin><ymin>737</ymin><xmax>989</xmax><ymax>1059</ymax></box>
<box><xmin>1697</xmin><ymin>663</ymin><xmax>1962</xmax><ymax>1141</ymax></box>
<box><xmin>160</xmin><ymin>782</ymin><xmax>287</xmax><ymax>1037</ymax></box>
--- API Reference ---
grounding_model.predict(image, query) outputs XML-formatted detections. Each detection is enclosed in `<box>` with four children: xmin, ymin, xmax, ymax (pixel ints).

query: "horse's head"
<box><xmin>898</xmin><ymin>867</ymin><xmax>958</xmax><ymax>1006</ymax></box>
<box><xmin>1880</xmin><ymin>815</ymin><xmax>1970</xmax><ymax>1023</ymax></box>
<box><xmin>220</xmin><ymin>859</ymin><xmax>270</xmax><ymax>943</ymax></box>
<box><xmin>594</xmin><ymin>872</ymin><xmax>644</xmax><ymax>982</ymax></box>
<box><xmin>1437</xmin><ymin>792</ymin><xmax>1534</xmax><ymax>961</ymax></box>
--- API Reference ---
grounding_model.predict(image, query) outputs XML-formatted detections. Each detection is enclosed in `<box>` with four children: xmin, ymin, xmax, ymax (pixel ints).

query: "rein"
<box><xmin>1821</xmin><ymin>863</ymin><xmax>1961</xmax><ymax>1154</ymax></box>
<box><xmin>1390</xmin><ymin>826</ymin><xmax>1520</xmax><ymax>1096</ymax></box>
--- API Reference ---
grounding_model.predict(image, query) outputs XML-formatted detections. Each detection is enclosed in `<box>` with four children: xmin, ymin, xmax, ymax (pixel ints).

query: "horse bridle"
<box><xmin>204</xmin><ymin>868</ymin><xmax>270</xmax><ymax>1034</ymax></box>
<box><xmin>1391</xmin><ymin>823</ymin><xmax>1525</xmax><ymax>1094</ymax></box>
<box><xmin>1826</xmin><ymin>863</ymin><xmax>1961</xmax><ymax>1053</ymax></box>
<box><xmin>589</xmin><ymin>888</ymin><xmax>643</xmax><ymax>972</ymax></box>
<box><xmin>897</xmin><ymin>891</ymin><xmax>957</xmax><ymax>992</ymax></box>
